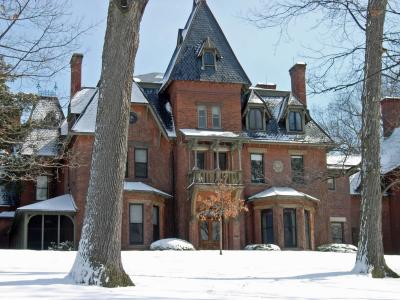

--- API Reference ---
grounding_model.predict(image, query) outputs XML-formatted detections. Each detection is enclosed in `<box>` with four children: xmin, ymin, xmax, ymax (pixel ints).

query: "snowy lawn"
<box><xmin>0</xmin><ymin>250</ymin><xmax>399</xmax><ymax>300</ymax></box>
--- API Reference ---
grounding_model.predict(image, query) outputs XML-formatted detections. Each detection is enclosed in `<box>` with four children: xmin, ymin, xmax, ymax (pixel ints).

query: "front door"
<box><xmin>199</xmin><ymin>219</ymin><xmax>221</xmax><ymax>250</ymax></box>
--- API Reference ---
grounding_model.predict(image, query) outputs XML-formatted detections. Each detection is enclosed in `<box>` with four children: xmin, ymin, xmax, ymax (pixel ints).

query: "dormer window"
<box><xmin>203</xmin><ymin>50</ymin><xmax>215</xmax><ymax>69</ymax></box>
<box><xmin>248</xmin><ymin>108</ymin><xmax>263</xmax><ymax>131</ymax></box>
<box><xmin>288</xmin><ymin>110</ymin><xmax>303</xmax><ymax>132</ymax></box>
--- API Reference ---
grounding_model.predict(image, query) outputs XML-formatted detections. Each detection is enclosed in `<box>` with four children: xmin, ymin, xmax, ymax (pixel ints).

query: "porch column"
<box><xmin>160</xmin><ymin>204</ymin><xmax>165</xmax><ymax>239</ymax></box>
<box><xmin>296</xmin><ymin>208</ymin><xmax>306</xmax><ymax>250</ymax></box>
<box><xmin>274</xmin><ymin>206</ymin><xmax>284</xmax><ymax>248</ymax></box>
<box><xmin>144</xmin><ymin>202</ymin><xmax>152</xmax><ymax>247</ymax></box>
<box><xmin>310</xmin><ymin>210</ymin><xmax>316</xmax><ymax>250</ymax></box>
<box><xmin>189</xmin><ymin>216</ymin><xmax>199</xmax><ymax>249</ymax></box>
<box><xmin>237</xmin><ymin>142</ymin><xmax>242</xmax><ymax>171</ymax></box>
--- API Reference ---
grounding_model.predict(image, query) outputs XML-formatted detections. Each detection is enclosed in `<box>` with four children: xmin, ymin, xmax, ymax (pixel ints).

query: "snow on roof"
<box><xmin>327</xmin><ymin>154</ymin><xmax>361</xmax><ymax>169</ymax></box>
<box><xmin>17</xmin><ymin>194</ymin><xmax>77</xmax><ymax>213</ymax></box>
<box><xmin>21</xmin><ymin>129</ymin><xmax>59</xmax><ymax>156</ymax></box>
<box><xmin>248</xmin><ymin>187</ymin><xmax>319</xmax><ymax>202</ymax></box>
<box><xmin>0</xmin><ymin>211</ymin><xmax>15</xmax><ymax>218</ymax></box>
<box><xmin>30</xmin><ymin>97</ymin><xmax>63</xmax><ymax>123</ymax></box>
<box><xmin>70</xmin><ymin>88</ymin><xmax>97</xmax><ymax>114</ymax></box>
<box><xmin>71</xmin><ymin>91</ymin><xmax>99</xmax><ymax>134</ymax></box>
<box><xmin>349</xmin><ymin>171</ymin><xmax>361</xmax><ymax>195</ymax></box>
<box><xmin>60</xmin><ymin>119</ymin><xmax>68</xmax><ymax>136</ymax></box>
<box><xmin>180</xmin><ymin>129</ymin><xmax>240</xmax><ymax>139</ymax></box>
<box><xmin>381</xmin><ymin>127</ymin><xmax>400</xmax><ymax>174</ymax></box>
<box><xmin>131</xmin><ymin>82</ymin><xmax>149</xmax><ymax>104</ymax></box>
<box><xmin>124</xmin><ymin>182</ymin><xmax>172</xmax><ymax>198</ymax></box>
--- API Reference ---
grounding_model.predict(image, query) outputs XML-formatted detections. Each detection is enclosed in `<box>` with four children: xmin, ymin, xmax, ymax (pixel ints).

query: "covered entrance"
<box><xmin>14</xmin><ymin>194</ymin><xmax>77</xmax><ymax>249</ymax></box>
<box><xmin>199</xmin><ymin>219</ymin><xmax>221</xmax><ymax>250</ymax></box>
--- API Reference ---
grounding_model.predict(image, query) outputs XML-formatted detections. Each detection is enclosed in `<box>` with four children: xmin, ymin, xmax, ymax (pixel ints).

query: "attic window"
<box><xmin>203</xmin><ymin>50</ymin><xmax>215</xmax><ymax>69</ymax></box>
<box><xmin>248</xmin><ymin>108</ymin><xmax>263</xmax><ymax>131</ymax></box>
<box><xmin>288</xmin><ymin>110</ymin><xmax>303</xmax><ymax>132</ymax></box>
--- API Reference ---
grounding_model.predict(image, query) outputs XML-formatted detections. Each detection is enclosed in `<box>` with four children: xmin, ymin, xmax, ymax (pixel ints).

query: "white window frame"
<box><xmin>36</xmin><ymin>176</ymin><xmax>48</xmax><ymax>201</ymax></box>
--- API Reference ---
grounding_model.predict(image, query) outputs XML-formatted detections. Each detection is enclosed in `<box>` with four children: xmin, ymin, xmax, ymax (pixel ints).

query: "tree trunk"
<box><xmin>219</xmin><ymin>218</ymin><xmax>223</xmax><ymax>255</ymax></box>
<box><xmin>354</xmin><ymin>0</ymin><xmax>398</xmax><ymax>278</ymax></box>
<box><xmin>69</xmin><ymin>0</ymin><xmax>148</xmax><ymax>287</ymax></box>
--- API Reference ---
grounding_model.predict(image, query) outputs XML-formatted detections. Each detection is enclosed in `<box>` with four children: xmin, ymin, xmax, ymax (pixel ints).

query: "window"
<box><xmin>291</xmin><ymin>155</ymin><xmax>304</xmax><ymax>184</ymax></box>
<box><xmin>327</xmin><ymin>177</ymin><xmax>336</xmax><ymax>190</ymax></box>
<box><xmin>304</xmin><ymin>210</ymin><xmax>311</xmax><ymax>249</ymax></box>
<box><xmin>135</xmin><ymin>149</ymin><xmax>148</xmax><ymax>178</ymax></box>
<box><xmin>129</xmin><ymin>204</ymin><xmax>143</xmax><ymax>245</ymax></box>
<box><xmin>261</xmin><ymin>209</ymin><xmax>274</xmax><ymax>244</ymax></box>
<box><xmin>288</xmin><ymin>111</ymin><xmax>303</xmax><ymax>132</ymax></box>
<box><xmin>200</xmin><ymin>221</ymin><xmax>209</xmax><ymax>241</ymax></box>
<box><xmin>203</xmin><ymin>50</ymin><xmax>215</xmax><ymax>68</ymax></box>
<box><xmin>36</xmin><ymin>176</ymin><xmax>48</xmax><ymax>201</ymax></box>
<box><xmin>212</xmin><ymin>106</ymin><xmax>221</xmax><ymax>129</ymax></box>
<box><xmin>198</xmin><ymin>105</ymin><xmax>207</xmax><ymax>128</ymax></box>
<box><xmin>129</xmin><ymin>112</ymin><xmax>138</xmax><ymax>124</ymax></box>
<box><xmin>331</xmin><ymin>222</ymin><xmax>344</xmax><ymax>244</ymax></box>
<box><xmin>248</xmin><ymin>108</ymin><xmax>263</xmax><ymax>131</ymax></box>
<box><xmin>214</xmin><ymin>152</ymin><xmax>227</xmax><ymax>170</ymax></box>
<box><xmin>251</xmin><ymin>153</ymin><xmax>264</xmax><ymax>183</ymax></box>
<box><xmin>196</xmin><ymin>152</ymin><xmax>206</xmax><ymax>170</ymax></box>
<box><xmin>284</xmin><ymin>208</ymin><xmax>297</xmax><ymax>248</ymax></box>
<box><xmin>152</xmin><ymin>206</ymin><xmax>160</xmax><ymax>242</ymax></box>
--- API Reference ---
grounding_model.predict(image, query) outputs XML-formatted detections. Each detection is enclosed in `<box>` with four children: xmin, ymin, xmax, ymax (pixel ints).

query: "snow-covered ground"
<box><xmin>0</xmin><ymin>250</ymin><xmax>399</xmax><ymax>299</ymax></box>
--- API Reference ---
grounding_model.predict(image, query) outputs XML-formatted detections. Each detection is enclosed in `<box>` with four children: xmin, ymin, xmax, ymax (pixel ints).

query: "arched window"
<box><xmin>248</xmin><ymin>108</ymin><xmax>263</xmax><ymax>130</ymax></box>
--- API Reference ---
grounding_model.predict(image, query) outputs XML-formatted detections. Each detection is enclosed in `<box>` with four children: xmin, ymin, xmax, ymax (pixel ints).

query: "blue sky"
<box><xmin>32</xmin><ymin>0</ymin><xmax>334</xmax><ymax>111</ymax></box>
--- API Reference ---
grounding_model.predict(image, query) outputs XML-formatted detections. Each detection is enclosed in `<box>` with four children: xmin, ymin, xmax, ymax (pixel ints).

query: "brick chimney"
<box><xmin>70</xmin><ymin>53</ymin><xmax>83</xmax><ymax>98</ymax></box>
<box><xmin>381</xmin><ymin>97</ymin><xmax>400</xmax><ymax>137</ymax></box>
<box><xmin>256</xmin><ymin>83</ymin><xmax>277</xmax><ymax>90</ymax></box>
<box><xmin>289</xmin><ymin>62</ymin><xmax>307</xmax><ymax>106</ymax></box>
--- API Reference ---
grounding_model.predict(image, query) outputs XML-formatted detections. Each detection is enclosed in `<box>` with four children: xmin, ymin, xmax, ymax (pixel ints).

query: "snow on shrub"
<box><xmin>48</xmin><ymin>241</ymin><xmax>73</xmax><ymax>251</ymax></box>
<box><xmin>150</xmin><ymin>238</ymin><xmax>195</xmax><ymax>251</ymax></box>
<box><xmin>317</xmin><ymin>243</ymin><xmax>358</xmax><ymax>253</ymax></box>
<box><xmin>244</xmin><ymin>244</ymin><xmax>281</xmax><ymax>251</ymax></box>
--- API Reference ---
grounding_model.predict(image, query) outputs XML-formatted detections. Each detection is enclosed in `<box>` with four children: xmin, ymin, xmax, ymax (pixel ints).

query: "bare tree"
<box><xmin>196</xmin><ymin>179</ymin><xmax>247</xmax><ymax>255</ymax></box>
<box><xmin>354</xmin><ymin>0</ymin><xmax>398</xmax><ymax>278</ymax></box>
<box><xmin>69</xmin><ymin>0</ymin><xmax>148</xmax><ymax>287</ymax></box>
<box><xmin>248</xmin><ymin>0</ymin><xmax>399</xmax><ymax>277</ymax></box>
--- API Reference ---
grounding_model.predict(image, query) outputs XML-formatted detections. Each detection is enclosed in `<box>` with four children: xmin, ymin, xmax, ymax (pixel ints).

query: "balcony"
<box><xmin>0</xmin><ymin>191</ymin><xmax>19</xmax><ymax>206</ymax></box>
<box><xmin>189</xmin><ymin>169</ymin><xmax>243</xmax><ymax>185</ymax></box>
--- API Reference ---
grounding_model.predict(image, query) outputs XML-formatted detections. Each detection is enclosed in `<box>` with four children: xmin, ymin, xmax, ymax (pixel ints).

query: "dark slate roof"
<box><xmin>243</xmin><ymin>87</ymin><xmax>334</xmax><ymax>145</ymax></box>
<box><xmin>160</xmin><ymin>0</ymin><xmax>251</xmax><ymax>92</ymax></box>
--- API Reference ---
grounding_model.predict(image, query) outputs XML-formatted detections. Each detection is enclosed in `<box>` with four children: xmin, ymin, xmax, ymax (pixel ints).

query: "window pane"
<box><xmin>327</xmin><ymin>178</ymin><xmax>335</xmax><ymax>190</ymax></box>
<box><xmin>37</xmin><ymin>176</ymin><xmax>48</xmax><ymax>188</ymax></box>
<box><xmin>36</xmin><ymin>188</ymin><xmax>48</xmax><ymax>201</ymax></box>
<box><xmin>152</xmin><ymin>206</ymin><xmax>159</xmax><ymax>225</ymax></box>
<box><xmin>284</xmin><ymin>208</ymin><xmax>297</xmax><ymax>247</ymax></box>
<box><xmin>130</xmin><ymin>204</ymin><xmax>143</xmax><ymax>223</ymax></box>
<box><xmin>262</xmin><ymin>209</ymin><xmax>274</xmax><ymax>244</ymax></box>
<box><xmin>130</xmin><ymin>223</ymin><xmax>143</xmax><ymax>244</ymax></box>
<box><xmin>249</xmin><ymin>109</ymin><xmax>263</xmax><ymax>130</ymax></box>
<box><xmin>212</xmin><ymin>221</ymin><xmax>220</xmax><ymax>241</ymax></box>
<box><xmin>291</xmin><ymin>155</ymin><xmax>304</xmax><ymax>183</ymax></box>
<box><xmin>198</xmin><ymin>106</ymin><xmax>207</xmax><ymax>128</ymax></box>
<box><xmin>212</xmin><ymin>106</ymin><xmax>221</xmax><ymax>128</ymax></box>
<box><xmin>135</xmin><ymin>149</ymin><xmax>147</xmax><ymax>163</ymax></box>
<box><xmin>295</xmin><ymin>112</ymin><xmax>302</xmax><ymax>130</ymax></box>
<box><xmin>289</xmin><ymin>111</ymin><xmax>302</xmax><ymax>131</ymax></box>
<box><xmin>331</xmin><ymin>222</ymin><xmax>344</xmax><ymax>244</ymax></box>
<box><xmin>200</xmin><ymin>221</ymin><xmax>208</xmax><ymax>241</ymax></box>
<box><xmin>203</xmin><ymin>51</ymin><xmax>215</xmax><ymax>66</ymax></box>
<box><xmin>251</xmin><ymin>154</ymin><xmax>264</xmax><ymax>183</ymax></box>
<box><xmin>197</xmin><ymin>152</ymin><xmax>205</xmax><ymax>169</ymax></box>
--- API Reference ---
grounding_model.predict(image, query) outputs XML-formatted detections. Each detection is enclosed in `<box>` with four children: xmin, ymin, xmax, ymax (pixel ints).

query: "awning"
<box><xmin>248</xmin><ymin>187</ymin><xmax>319</xmax><ymax>202</ymax></box>
<box><xmin>124</xmin><ymin>182</ymin><xmax>172</xmax><ymax>198</ymax></box>
<box><xmin>17</xmin><ymin>194</ymin><xmax>77</xmax><ymax>213</ymax></box>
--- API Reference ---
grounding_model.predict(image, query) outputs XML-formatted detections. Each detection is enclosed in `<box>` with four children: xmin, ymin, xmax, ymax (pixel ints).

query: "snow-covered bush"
<box><xmin>244</xmin><ymin>244</ymin><xmax>281</xmax><ymax>251</ymax></box>
<box><xmin>48</xmin><ymin>241</ymin><xmax>73</xmax><ymax>251</ymax></box>
<box><xmin>317</xmin><ymin>243</ymin><xmax>357</xmax><ymax>253</ymax></box>
<box><xmin>150</xmin><ymin>238</ymin><xmax>195</xmax><ymax>251</ymax></box>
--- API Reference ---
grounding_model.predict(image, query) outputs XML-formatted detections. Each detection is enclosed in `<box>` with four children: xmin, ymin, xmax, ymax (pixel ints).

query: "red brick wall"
<box><xmin>381</xmin><ymin>97</ymin><xmax>400</xmax><ymax>137</ymax></box>
<box><xmin>242</xmin><ymin>143</ymin><xmax>330</xmax><ymax>247</ymax></box>
<box><xmin>326</xmin><ymin>175</ymin><xmax>352</xmax><ymax>243</ymax></box>
<box><xmin>168</xmin><ymin>81</ymin><xmax>243</xmax><ymax>132</ymax></box>
<box><xmin>0</xmin><ymin>218</ymin><xmax>13</xmax><ymax>248</ymax></box>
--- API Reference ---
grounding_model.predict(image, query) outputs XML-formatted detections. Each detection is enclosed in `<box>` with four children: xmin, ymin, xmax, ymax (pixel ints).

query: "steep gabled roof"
<box><xmin>160</xmin><ymin>0</ymin><xmax>251</xmax><ymax>92</ymax></box>
<box><xmin>30</xmin><ymin>96</ymin><xmax>64</xmax><ymax>126</ymax></box>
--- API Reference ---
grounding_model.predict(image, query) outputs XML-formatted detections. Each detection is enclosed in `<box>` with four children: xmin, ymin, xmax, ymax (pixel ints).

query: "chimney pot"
<box><xmin>70</xmin><ymin>53</ymin><xmax>83</xmax><ymax>99</ymax></box>
<box><xmin>289</xmin><ymin>62</ymin><xmax>307</xmax><ymax>106</ymax></box>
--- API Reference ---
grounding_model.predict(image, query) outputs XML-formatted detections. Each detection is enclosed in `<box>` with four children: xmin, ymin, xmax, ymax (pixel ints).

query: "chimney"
<box><xmin>381</xmin><ymin>97</ymin><xmax>400</xmax><ymax>137</ymax></box>
<box><xmin>289</xmin><ymin>62</ymin><xmax>307</xmax><ymax>106</ymax></box>
<box><xmin>70</xmin><ymin>53</ymin><xmax>83</xmax><ymax>98</ymax></box>
<box><xmin>256</xmin><ymin>83</ymin><xmax>277</xmax><ymax>90</ymax></box>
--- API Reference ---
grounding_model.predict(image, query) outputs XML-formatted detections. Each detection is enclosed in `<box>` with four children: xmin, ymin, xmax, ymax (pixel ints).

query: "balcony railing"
<box><xmin>0</xmin><ymin>192</ymin><xmax>19</xmax><ymax>206</ymax></box>
<box><xmin>189</xmin><ymin>169</ymin><xmax>243</xmax><ymax>185</ymax></box>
